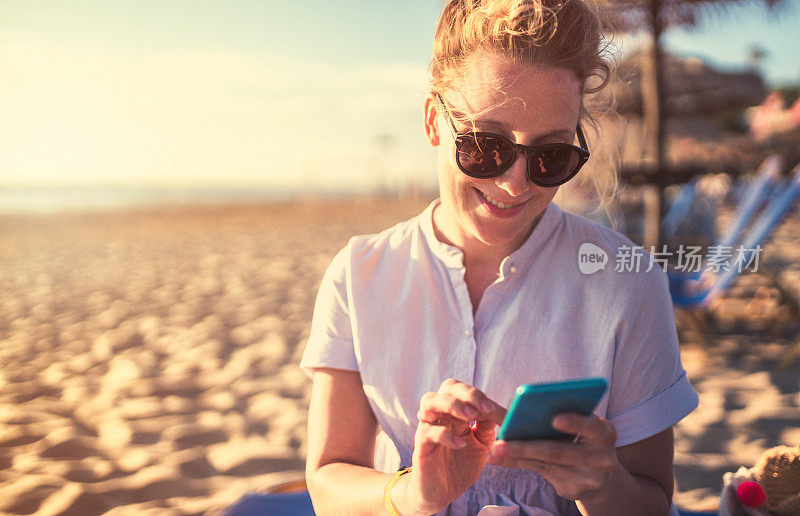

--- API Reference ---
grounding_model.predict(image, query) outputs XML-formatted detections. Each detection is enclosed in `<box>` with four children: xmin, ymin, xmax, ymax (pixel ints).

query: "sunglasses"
<box><xmin>435</xmin><ymin>93</ymin><xmax>590</xmax><ymax>187</ymax></box>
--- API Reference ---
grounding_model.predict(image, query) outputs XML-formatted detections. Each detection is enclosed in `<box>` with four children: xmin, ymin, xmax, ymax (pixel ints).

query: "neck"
<box><xmin>431</xmin><ymin>201</ymin><xmax>543</xmax><ymax>270</ymax></box>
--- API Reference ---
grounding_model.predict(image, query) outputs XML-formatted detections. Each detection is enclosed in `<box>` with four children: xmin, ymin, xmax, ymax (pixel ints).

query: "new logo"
<box><xmin>578</xmin><ymin>243</ymin><xmax>608</xmax><ymax>275</ymax></box>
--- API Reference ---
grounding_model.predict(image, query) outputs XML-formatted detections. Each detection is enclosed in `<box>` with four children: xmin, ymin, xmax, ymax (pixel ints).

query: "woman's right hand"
<box><xmin>395</xmin><ymin>378</ymin><xmax>506</xmax><ymax>515</ymax></box>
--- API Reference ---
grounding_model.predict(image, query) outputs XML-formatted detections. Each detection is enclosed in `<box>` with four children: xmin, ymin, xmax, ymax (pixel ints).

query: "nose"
<box><xmin>494</xmin><ymin>153</ymin><xmax>531</xmax><ymax>197</ymax></box>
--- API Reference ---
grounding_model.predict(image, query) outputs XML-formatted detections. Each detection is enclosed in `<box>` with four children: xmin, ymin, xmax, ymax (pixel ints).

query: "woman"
<box><xmin>301</xmin><ymin>0</ymin><xmax>698</xmax><ymax>514</ymax></box>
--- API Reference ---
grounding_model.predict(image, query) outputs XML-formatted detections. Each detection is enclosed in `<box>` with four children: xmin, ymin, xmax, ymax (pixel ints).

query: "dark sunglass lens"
<box><xmin>456</xmin><ymin>134</ymin><xmax>515</xmax><ymax>177</ymax></box>
<box><xmin>529</xmin><ymin>146</ymin><xmax>580</xmax><ymax>185</ymax></box>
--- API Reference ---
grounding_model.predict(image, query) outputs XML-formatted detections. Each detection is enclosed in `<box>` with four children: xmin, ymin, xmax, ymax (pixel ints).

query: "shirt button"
<box><xmin>465</xmin><ymin>328</ymin><xmax>473</xmax><ymax>337</ymax></box>
<box><xmin>510</xmin><ymin>265</ymin><xmax>517</xmax><ymax>274</ymax></box>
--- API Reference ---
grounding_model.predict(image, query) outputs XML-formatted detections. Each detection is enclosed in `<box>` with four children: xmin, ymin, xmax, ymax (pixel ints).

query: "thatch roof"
<box><xmin>597</xmin><ymin>0</ymin><xmax>783</xmax><ymax>33</ymax></box>
<box><xmin>607</xmin><ymin>51</ymin><xmax>767</xmax><ymax>116</ymax></box>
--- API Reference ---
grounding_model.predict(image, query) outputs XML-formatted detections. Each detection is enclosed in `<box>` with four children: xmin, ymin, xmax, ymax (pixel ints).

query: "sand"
<box><xmin>1</xmin><ymin>195</ymin><xmax>799</xmax><ymax>514</ymax></box>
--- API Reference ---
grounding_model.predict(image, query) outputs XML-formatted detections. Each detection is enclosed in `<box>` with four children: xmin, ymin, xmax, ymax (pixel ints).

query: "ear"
<box><xmin>423</xmin><ymin>94</ymin><xmax>440</xmax><ymax>147</ymax></box>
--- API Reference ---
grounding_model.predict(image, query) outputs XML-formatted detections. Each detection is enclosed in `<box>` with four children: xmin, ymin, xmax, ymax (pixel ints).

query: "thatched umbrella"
<box><xmin>598</xmin><ymin>0</ymin><xmax>784</xmax><ymax>249</ymax></box>
<box><xmin>610</xmin><ymin>51</ymin><xmax>767</xmax><ymax>117</ymax></box>
<box><xmin>607</xmin><ymin>51</ymin><xmax>768</xmax><ymax>176</ymax></box>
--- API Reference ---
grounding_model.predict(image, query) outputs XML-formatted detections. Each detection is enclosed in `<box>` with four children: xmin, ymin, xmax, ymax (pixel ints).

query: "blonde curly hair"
<box><xmin>429</xmin><ymin>0</ymin><xmax>620</xmax><ymax>218</ymax></box>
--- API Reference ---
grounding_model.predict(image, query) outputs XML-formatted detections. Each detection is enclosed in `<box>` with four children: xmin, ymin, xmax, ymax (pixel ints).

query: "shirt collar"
<box><xmin>419</xmin><ymin>197</ymin><xmax>563</xmax><ymax>275</ymax></box>
<box><xmin>501</xmin><ymin>201</ymin><xmax>562</xmax><ymax>279</ymax></box>
<box><xmin>419</xmin><ymin>198</ymin><xmax>465</xmax><ymax>269</ymax></box>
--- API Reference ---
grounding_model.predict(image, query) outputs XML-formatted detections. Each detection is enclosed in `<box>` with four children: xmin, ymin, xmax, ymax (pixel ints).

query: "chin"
<box><xmin>473</xmin><ymin>203</ymin><xmax>544</xmax><ymax>242</ymax></box>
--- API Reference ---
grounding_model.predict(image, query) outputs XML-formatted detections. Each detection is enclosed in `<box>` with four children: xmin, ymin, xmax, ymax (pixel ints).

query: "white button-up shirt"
<box><xmin>301</xmin><ymin>198</ymin><xmax>698</xmax><ymax>515</ymax></box>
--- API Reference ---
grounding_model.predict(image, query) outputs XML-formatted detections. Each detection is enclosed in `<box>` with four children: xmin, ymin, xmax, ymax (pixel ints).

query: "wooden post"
<box><xmin>642</xmin><ymin>185</ymin><xmax>661</xmax><ymax>250</ymax></box>
<box><xmin>641</xmin><ymin>0</ymin><xmax>666</xmax><ymax>251</ymax></box>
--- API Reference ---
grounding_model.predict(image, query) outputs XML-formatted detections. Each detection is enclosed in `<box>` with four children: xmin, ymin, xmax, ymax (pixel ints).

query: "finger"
<box><xmin>473</xmin><ymin>417</ymin><xmax>499</xmax><ymax>434</ymax></box>
<box><xmin>490</xmin><ymin>439</ymin><xmax>584</xmax><ymax>467</ymax></box>
<box><xmin>469</xmin><ymin>418</ymin><xmax>498</xmax><ymax>445</ymax></box>
<box><xmin>437</xmin><ymin>378</ymin><xmax>506</xmax><ymax>425</ymax></box>
<box><xmin>418</xmin><ymin>392</ymin><xmax>480</xmax><ymax>423</ymax></box>
<box><xmin>552</xmin><ymin>414</ymin><xmax>617</xmax><ymax>445</ymax></box>
<box><xmin>488</xmin><ymin>446</ymin><xmax>564</xmax><ymax>476</ymax></box>
<box><xmin>487</xmin><ymin>449</ymin><xmax>597</xmax><ymax>497</ymax></box>
<box><xmin>415</xmin><ymin>421</ymin><xmax>467</xmax><ymax>456</ymax></box>
<box><xmin>519</xmin><ymin>462</ymin><xmax>599</xmax><ymax>501</ymax></box>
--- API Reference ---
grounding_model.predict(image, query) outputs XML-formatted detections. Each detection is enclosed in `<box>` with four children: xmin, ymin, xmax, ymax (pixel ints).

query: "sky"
<box><xmin>2</xmin><ymin>0</ymin><xmax>798</xmax><ymax>192</ymax></box>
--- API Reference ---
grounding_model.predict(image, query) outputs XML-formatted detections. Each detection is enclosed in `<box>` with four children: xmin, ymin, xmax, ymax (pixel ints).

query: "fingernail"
<box><xmin>553</xmin><ymin>416</ymin><xmax>567</xmax><ymax>428</ymax></box>
<box><xmin>481</xmin><ymin>400</ymin><xmax>494</xmax><ymax>413</ymax></box>
<box><xmin>491</xmin><ymin>442</ymin><xmax>505</xmax><ymax>458</ymax></box>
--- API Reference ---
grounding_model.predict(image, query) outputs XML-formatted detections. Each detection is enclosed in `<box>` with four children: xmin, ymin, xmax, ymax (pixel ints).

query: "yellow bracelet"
<box><xmin>383</xmin><ymin>466</ymin><xmax>412</xmax><ymax>516</ymax></box>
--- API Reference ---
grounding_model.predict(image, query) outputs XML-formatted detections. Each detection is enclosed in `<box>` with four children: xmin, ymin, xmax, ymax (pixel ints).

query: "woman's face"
<box><xmin>426</xmin><ymin>55</ymin><xmax>582</xmax><ymax>258</ymax></box>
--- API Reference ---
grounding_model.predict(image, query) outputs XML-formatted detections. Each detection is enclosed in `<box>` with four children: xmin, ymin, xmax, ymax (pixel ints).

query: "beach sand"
<box><xmin>1</xmin><ymin>196</ymin><xmax>799</xmax><ymax>514</ymax></box>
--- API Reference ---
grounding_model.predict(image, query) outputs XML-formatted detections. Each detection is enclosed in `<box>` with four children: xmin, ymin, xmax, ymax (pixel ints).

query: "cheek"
<box><xmin>457</xmin><ymin>179</ymin><xmax>488</xmax><ymax>205</ymax></box>
<box><xmin>462</xmin><ymin>177</ymin><xmax>493</xmax><ymax>192</ymax></box>
<box><xmin>526</xmin><ymin>189</ymin><xmax>557</xmax><ymax>213</ymax></box>
<box><xmin>536</xmin><ymin>187</ymin><xmax>558</xmax><ymax>204</ymax></box>
<box><xmin>441</xmin><ymin>162</ymin><xmax>476</xmax><ymax>194</ymax></box>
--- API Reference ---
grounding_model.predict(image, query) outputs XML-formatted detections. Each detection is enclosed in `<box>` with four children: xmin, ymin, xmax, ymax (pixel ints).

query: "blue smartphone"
<box><xmin>497</xmin><ymin>377</ymin><xmax>608</xmax><ymax>441</ymax></box>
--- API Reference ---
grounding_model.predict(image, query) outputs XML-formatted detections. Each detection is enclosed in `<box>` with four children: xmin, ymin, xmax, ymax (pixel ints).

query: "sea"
<box><xmin>0</xmin><ymin>185</ymin><xmax>359</xmax><ymax>215</ymax></box>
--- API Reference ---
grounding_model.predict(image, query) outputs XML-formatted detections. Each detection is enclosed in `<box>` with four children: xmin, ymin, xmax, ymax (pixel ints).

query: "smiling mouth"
<box><xmin>475</xmin><ymin>189</ymin><xmax>526</xmax><ymax>209</ymax></box>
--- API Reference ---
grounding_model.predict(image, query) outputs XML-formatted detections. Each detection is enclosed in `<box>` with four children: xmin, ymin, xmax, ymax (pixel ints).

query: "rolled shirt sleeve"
<box><xmin>300</xmin><ymin>241</ymin><xmax>358</xmax><ymax>376</ymax></box>
<box><xmin>606</xmin><ymin>267</ymin><xmax>699</xmax><ymax>447</ymax></box>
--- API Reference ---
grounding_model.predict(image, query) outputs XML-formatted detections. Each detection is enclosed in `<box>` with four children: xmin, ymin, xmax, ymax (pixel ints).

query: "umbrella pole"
<box><xmin>642</xmin><ymin>0</ymin><xmax>666</xmax><ymax>251</ymax></box>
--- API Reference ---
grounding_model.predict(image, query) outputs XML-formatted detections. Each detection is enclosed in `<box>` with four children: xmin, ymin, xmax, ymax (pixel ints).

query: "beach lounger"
<box><xmin>669</xmin><ymin>161</ymin><xmax>800</xmax><ymax>310</ymax></box>
<box><xmin>224</xmin><ymin>490</ymin><xmax>315</xmax><ymax>515</ymax></box>
<box><xmin>224</xmin><ymin>479</ymin><xmax>315</xmax><ymax>516</ymax></box>
<box><xmin>662</xmin><ymin>179</ymin><xmax>700</xmax><ymax>239</ymax></box>
<box><xmin>662</xmin><ymin>180</ymin><xmax>717</xmax><ymax>244</ymax></box>
<box><xmin>712</xmin><ymin>155</ymin><xmax>782</xmax><ymax>255</ymax></box>
<box><xmin>667</xmin><ymin>155</ymin><xmax>784</xmax><ymax>308</ymax></box>
<box><xmin>662</xmin><ymin>155</ymin><xmax>781</xmax><ymax>247</ymax></box>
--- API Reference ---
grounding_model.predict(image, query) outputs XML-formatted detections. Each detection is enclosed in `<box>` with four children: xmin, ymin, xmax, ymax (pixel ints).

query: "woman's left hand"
<box><xmin>488</xmin><ymin>414</ymin><xmax>620</xmax><ymax>502</ymax></box>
